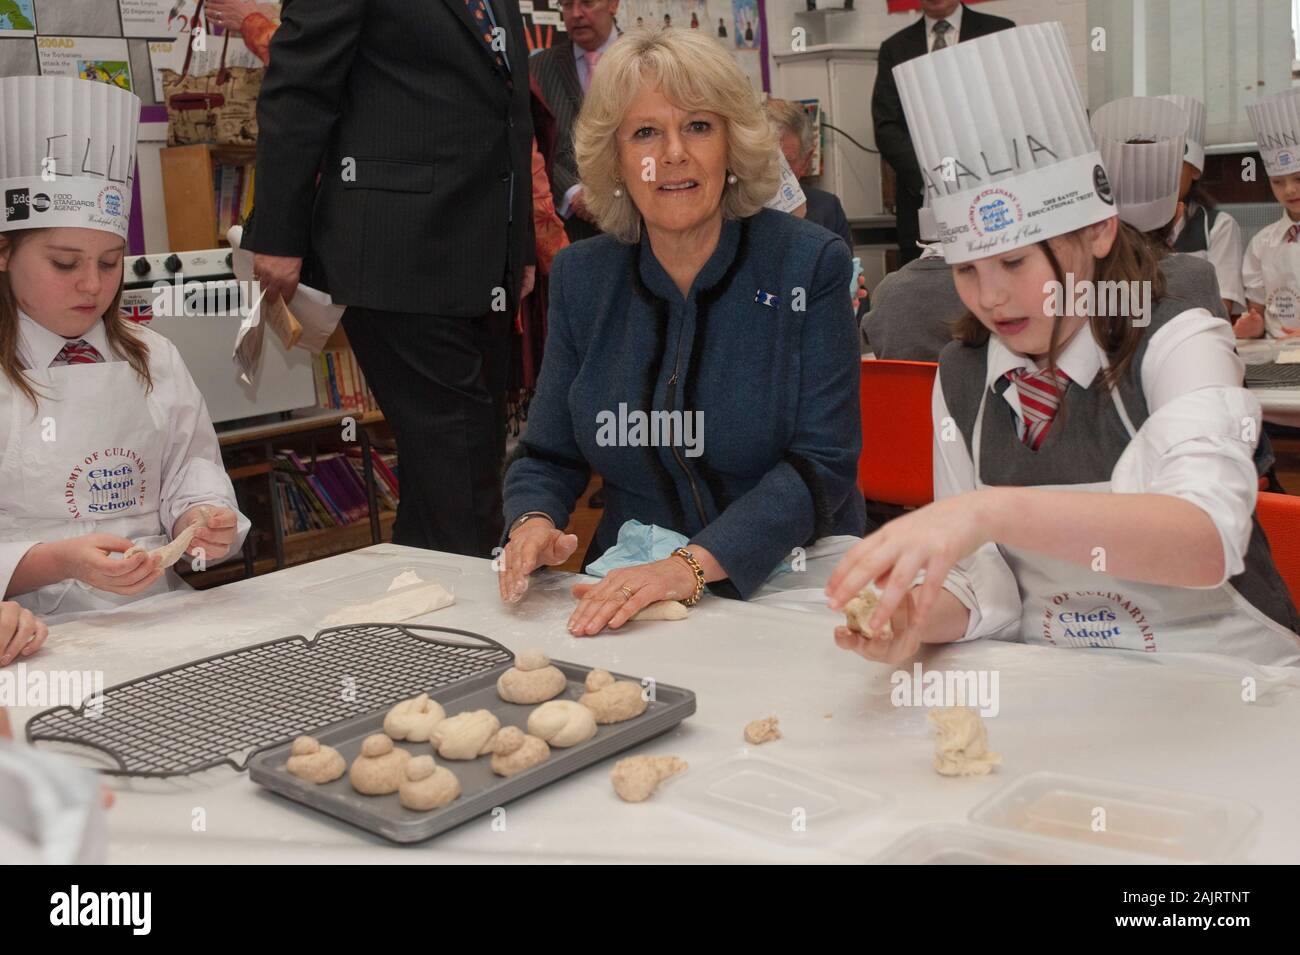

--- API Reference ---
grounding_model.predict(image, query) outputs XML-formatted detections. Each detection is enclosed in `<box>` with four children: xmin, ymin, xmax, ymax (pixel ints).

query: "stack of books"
<box><xmin>273</xmin><ymin>447</ymin><xmax>398</xmax><ymax>535</ymax></box>
<box><xmin>314</xmin><ymin>346</ymin><xmax>378</xmax><ymax>413</ymax></box>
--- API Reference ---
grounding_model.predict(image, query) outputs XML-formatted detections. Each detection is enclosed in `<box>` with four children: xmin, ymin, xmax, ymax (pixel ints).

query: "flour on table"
<box><xmin>388</xmin><ymin>570</ymin><xmax>424</xmax><ymax>591</ymax></box>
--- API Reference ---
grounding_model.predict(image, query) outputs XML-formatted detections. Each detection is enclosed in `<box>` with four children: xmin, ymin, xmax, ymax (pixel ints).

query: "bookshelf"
<box><xmin>159</xmin><ymin>143</ymin><xmax>257</xmax><ymax>251</ymax></box>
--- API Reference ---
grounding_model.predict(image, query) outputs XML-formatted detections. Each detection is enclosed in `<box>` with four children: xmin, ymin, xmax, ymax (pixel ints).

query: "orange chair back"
<box><xmin>858</xmin><ymin>358</ymin><xmax>938</xmax><ymax>508</ymax></box>
<box><xmin>1256</xmin><ymin>491</ymin><xmax>1300</xmax><ymax>609</ymax></box>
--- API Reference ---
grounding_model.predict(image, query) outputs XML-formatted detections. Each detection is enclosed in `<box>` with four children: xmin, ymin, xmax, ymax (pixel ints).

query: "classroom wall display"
<box><xmin>37</xmin><ymin>35</ymin><xmax>132</xmax><ymax>90</ymax></box>
<box><xmin>731</xmin><ymin>0</ymin><xmax>758</xmax><ymax>49</ymax></box>
<box><xmin>117</xmin><ymin>0</ymin><xmax>201</xmax><ymax>38</ymax></box>
<box><xmin>147</xmin><ymin>32</ymin><xmax>260</xmax><ymax>101</ymax></box>
<box><xmin>0</xmin><ymin>0</ymin><xmax>37</xmax><ymax>36</ymax></box>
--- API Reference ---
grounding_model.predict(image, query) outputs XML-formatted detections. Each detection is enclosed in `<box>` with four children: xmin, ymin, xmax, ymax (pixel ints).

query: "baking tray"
<box><xmin>248</xmin><ymin>661</ymin><xmax>696</xmax><ymax>843</ymax></box>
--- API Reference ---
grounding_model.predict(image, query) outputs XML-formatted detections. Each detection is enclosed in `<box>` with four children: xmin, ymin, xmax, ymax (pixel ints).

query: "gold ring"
<box><xmin>618</xmin><ymin>585</ymin><xmax>634</xmax><ymax>600</ymax></box>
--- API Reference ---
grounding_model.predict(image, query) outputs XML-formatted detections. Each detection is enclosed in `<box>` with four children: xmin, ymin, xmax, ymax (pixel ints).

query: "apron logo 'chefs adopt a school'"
<box><xmin>63</xmin><ymin>449</ymin><xmax>148</xmax><ymax>520</ymax></box>
<box><xmin>1043</xmin><ymin>591</ymin><xmax>1157</xmax><ymax>651</ymax></box>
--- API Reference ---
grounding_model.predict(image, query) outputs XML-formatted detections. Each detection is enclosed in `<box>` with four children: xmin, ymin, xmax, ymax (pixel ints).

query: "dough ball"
<box><xmin>515</xmin><ymin>648</ymin><xmax>550</xmax><ymax>672</ymax></box>
<box><xmin>743</xmin><ymin>716</ymin><xmax>781</xmax><ymax>745</ymax></box>
<box><xmin>286</xmin><ymin>735</ymin><xmax>346</xmax><ymax>784</ymax></box>
<box><xmin>527</xmin><ymin>700</ymin><xmax>597</xmax><ymax>748</ymax></box>
<box><xmin>497</xmin><ymin>654</ymin><xmax>568</xmax><ymax>705</ymax></box>
<box><xmin>632</xmin><ymin>600</ymin><xmax>689</xmax><ymax>621</ymax></box>
<box><xmin>579</xmin><ymin>673</ymin><xmax>647</xmax><ymax>724</ymax></box>
<box><xmin>489</xmin><ymin>727</ymin><xmax>550</xmax><ymax>777</ymax></box>
<box><xmin>431</xmin><ymin>709</ymin><xmax>502</xmax><ymax>760</ymax></box>
<box><xmin>611</xmin><ymin>755</ymin><xmax>688</xmax><ymax>803</ymax></box>
<box><xmin>844</xmin><ymin>587</ymin><xmax>892</xmax><ymax>638</ymax></box>
<box><xmin>398</xmin><ymin>755</ymin><xmax>461</xmax><ymax>811</ymax></box>
<box><xmin>382</xmin><ymin>692</ymin><xmax>446</xmax><ymax>742</ymax></box>
<box><xmin>349</xmin><ymin>734</ymin><xmax>412</xmax><ymax>795</ymax></box>
<box><xmin>928</xmin><ymin>707</ymin><xmax>1001</xmax><ymax>777</ymax></box>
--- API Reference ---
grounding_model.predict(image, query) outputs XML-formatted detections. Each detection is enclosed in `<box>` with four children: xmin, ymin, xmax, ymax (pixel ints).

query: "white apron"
<box><xmin>0</xmin><ymin>358</ymin><xmax>180</xmax><ymax>615</ymax></box>
<box><xmin>1259</xmin><ymin>242</ymin><xmax>1300</xmax><ymax>338</ymax></box>
<box><xmin>972</xmin><ymin>379</ymin><xmax>1300</xmax><ymax>666</ymax></box>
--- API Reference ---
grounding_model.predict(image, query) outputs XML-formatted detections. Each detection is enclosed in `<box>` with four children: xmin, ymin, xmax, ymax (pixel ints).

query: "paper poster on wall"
<box><xmin>148</xmin><ymin>33</ymin><xmax>262</xmax><ymax>99</ymax></box>
<box><xmin>0</xmin><ymin>0</ymin><xmax>37</xmax><ymax>36</ymax></box>
<box><xmin>37</xmin><ymin>37</ymin><xmax>134</xmax><ymax>91</ymax></box>
<box><xmin>798</xmin><ymin>98</ymin><xmax>821</xmax><ymax>177</ymax></box>
<box><xmin>731</xmin><ymin>0</ymin><xmax>758</xmax><ymax>49</ymax></box>
<box><xmin>118</xmin><ymin>0</ymin><xmax>203</xmax><ymax>38</ymax></box>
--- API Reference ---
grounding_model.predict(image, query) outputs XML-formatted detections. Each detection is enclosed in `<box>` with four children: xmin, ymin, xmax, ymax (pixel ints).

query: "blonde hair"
<box><xmin>764</xmin><ymin>97</ymin><xmax>814</xmax><ymax>157</ymax></box>
<box><xmin>573</xmin><ymin>27</ymin><xmax>779</xmax><ymax>243</ymax></box>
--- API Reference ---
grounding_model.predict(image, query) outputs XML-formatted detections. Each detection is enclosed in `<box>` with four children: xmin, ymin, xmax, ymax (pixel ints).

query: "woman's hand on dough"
<box><xmin>567</xmin><ymin>558</ymin><xmax>696</xmax><ymax>636</ymax></box>
<box><xmin>0</xmin><ymin>601</ymin><xmax>47</xmax><ymax>667</ymax></box>
<box><xmin>52</xmin><ymin>535</ymin><xmax>163</xmax><ymax>595</ymax></box>
<box><xmin>825</xmin><ymin>491</ymin><xmax>994</xmax><ymax>634</ymax></box>
<box><xmin>177</xmin><ymin>505</ymin><xmax>238</xmax><ymax>561</ymax></box>
<box><xmin>498</xmin><ymin>518</ymin><xmax>578</xmax><ymax>603</ymax></box>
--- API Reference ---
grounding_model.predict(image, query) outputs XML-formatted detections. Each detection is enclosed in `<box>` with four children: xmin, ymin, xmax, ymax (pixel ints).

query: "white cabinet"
<box><xmin>772</xmin><ymin>44</ymin><xmax>882</xmax><ymax>221</ymax></box>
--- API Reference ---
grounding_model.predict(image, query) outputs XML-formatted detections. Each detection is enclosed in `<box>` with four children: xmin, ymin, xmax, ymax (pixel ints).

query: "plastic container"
<box><xmin>968</xmin><ymin>771</ymin><xmax>1261</xmax><ymax>863</ymax></box>
<box><xmin>301</xmin><ymin>561</ymin><xmax>463</xmax><ymax>601</ymax></box>
<box><xmin>673</xmin><ymin>750</ymin><xmax>888</xmax><ymax>847</ymax></box>
<box><xmin>871</xmin><ymin>823</ymin><xmax>1162</xmax><ymax>865</ymax></box>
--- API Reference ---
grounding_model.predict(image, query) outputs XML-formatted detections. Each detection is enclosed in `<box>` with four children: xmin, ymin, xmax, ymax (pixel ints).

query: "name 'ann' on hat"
<box><xmin>0</xmin><ymin>75</ymin><xmax>141</xmax><ymax>239</ymax></box>
<box><xmin>1247</xmin><ymin>86</ymin><xmax>1300</xmax><ymax>179</ymax></box>
<box><xmin>892</xmin><ymin>21</ymin><xmax>1116</xmax><ymax>264</ymax></box>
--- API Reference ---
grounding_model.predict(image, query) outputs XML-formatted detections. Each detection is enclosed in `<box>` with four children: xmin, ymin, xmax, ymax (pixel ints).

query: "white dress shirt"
<box><xmin>1169</xmin><ymin>207</ymin><xmax>1247</xmax><ymax>312</ymax></box>
<box><xmin>0</xmin><ymin>311</ymin><xmax>249</xmax><ymax>602</ymax></box>
<box><xmin>932</xmin><ymin>307</ymin><xmax>1260</xmax><ymax>641</ymax></box>
<box><xmin>924</xmin><ymin>3</ymin><xmax>962</xmax><ymax>52</ymax></box>
<box><xmin>1243</xmin><ymin>211</ymin><xmax>1300</xmax><ymax>322</ymax></box>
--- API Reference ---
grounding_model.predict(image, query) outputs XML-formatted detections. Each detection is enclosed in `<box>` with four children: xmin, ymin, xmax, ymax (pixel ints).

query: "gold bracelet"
<box><xmin>671</xmin><ymin>547</ymin><xmax>706</xmax><ymax>606</ymax></box>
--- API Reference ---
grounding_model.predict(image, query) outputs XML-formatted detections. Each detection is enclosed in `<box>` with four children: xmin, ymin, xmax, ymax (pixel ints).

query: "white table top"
<box><xmin>9</xmin><ymin>544</ymin><xmax>1300</xmax><ymax>863</ymax></box>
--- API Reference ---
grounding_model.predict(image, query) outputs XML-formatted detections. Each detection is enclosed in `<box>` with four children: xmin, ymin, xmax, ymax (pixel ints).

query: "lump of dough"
<box><xmin>928</xmin><ymin>707</ymin><xmax>1001</xmax><ymax>777</ymax></box>
<box><xmin>496</xmin><ymin>648</ymin><xmax>568</xmax><ymax>704</ymax></box>
<box><xmin>431</xmin><ymin>709</ymin><xmax>501</xmax><ymax>760</ymax></box>
<box><xmin>527</xmin><ymin>700</ymin><xmax>597</xmax><ymax>748</ymax></box>
<box><xmin>321</xmin><ymin>580</ymin><xmax>455</xmax><ymax>627</ymax></box>
<box><xmin>398</xmin><ymin>755</ymin><xmax>461</xmax><ymax>811</ymax></box>
<box><xmin>844</xmin><ymin>586</ymin><xmax>892</xmax><ymax>638</ymax></box>
<box><xmin>382</xmin><ymin>692</ymin><xmax>446</xmax><ymax>742</ymax></box>
<box><xmin>743</xmin><ymin>716</ymin><xmax>781</xmax><ymax>745</ymax></box>
<box><xmin>349</xmin><ymin>734</ymin><xmax>412</xmax><ymax>795</ymax></box>
<box><xmin>578</xmin><ymin>669</ymin><xmax>647</xmax><ymax>724</ymax></box>
<box><xmin>611</xmin><ymin>755</ymin><xmax>688</xmax><ymax>802</ymax></box>
<box><xmin>123</xmin><ymin>506</ymin><xmax>212</xmax><ymax>568</ymax></box>
<box><xmin>632</xmin><ymin>600</ymin><xmax>689</xmax><ymax>621</ymax></box>
<box><xmin>488</xmin><ymin>725</ymin><xmax>551</xmax><ymax>777</ymax></box>
<box><xmin>285</xmin><ymin>735</ymin><xmax>346</xmax><ymax>784</ymax></box>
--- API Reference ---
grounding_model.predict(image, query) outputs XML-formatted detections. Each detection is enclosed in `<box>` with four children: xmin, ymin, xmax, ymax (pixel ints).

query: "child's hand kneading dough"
<box><xmin>174</xmin><ymin>505</ymin><xmax>239</xmax><ymax>561</ymax></box>
<box><xmin>1</xmin><ymin>600</ymin><xmax>48</xmax><ymax>667</ymax></box>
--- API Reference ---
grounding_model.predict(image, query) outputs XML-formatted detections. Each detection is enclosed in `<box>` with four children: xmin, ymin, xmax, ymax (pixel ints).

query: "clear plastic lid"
<box><xmin>871</xmin><ymin>823</ymin><xmax>1163</xmax><ymax>865</ymax></box>
<box><xmin>672</xmin><ymin>751</ymin><xmax>889</xmax><ymax>847</ymax></box>
<box><xmin>968</xmin><ymin>771</ymin><xmax>1261</xmax><ymax>863</ymax></box>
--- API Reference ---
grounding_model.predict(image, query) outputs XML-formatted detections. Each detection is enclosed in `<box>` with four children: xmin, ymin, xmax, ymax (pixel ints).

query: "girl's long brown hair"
<box><xmin>0</xmin><ymin>228</ymin><xmax>153</xmax><ymax>413</ymax></box>
<box><xmin>952</xmin><ymin>220</ymin><xmax>1166</xmax><ymax>392</ymax></box>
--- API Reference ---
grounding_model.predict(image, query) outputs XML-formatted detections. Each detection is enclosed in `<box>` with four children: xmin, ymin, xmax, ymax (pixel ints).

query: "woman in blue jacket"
<box><xmin>498</xmin><ymin>27</ymin><xmax>864</xmax><ymax>635</ymax></box>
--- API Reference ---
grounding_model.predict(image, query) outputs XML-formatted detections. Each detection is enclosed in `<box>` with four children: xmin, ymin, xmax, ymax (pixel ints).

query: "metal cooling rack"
<box><xmin>24</xmin><ymin>624</ymin><xmax>512</xmax><ymax>778</ymax></box>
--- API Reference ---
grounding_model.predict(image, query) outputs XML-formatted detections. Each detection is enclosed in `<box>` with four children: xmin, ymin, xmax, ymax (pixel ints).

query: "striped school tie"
<box><xmin>50</xmin><ymin>339</ymin><xmax>105</xmax><ymax>366</ymax></box>
<box><xmin>1286</xmin><ymin>224</ymin><xmax>1300</xmax><ymax>243</ymax></box>
<box><xmin>1005</xmin><ymin>366</ymin><xmax>1070</xmax><ymax>451</ymax></box>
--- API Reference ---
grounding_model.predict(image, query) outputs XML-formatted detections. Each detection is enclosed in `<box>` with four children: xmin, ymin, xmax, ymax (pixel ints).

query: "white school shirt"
<box><xmin>1168</xmin><ymin>207</ymin><xmax>1246</xmax><ymax>312</ymax></box>
<box><xmin>0</xmin><ymin>311</ymin><xmax>250</xmax><ymax>602</ymax></box>
<box><xmin>924</xmin><ymin>3</ymin><xmax>962</xmax><ymax>51</ymax></box>
<box><xmin>932</xmin><ymin>307</ymin><xmax>1259</xmax><ymax>641</ymax></box>
<box><xmin>1242</xmin><ymin>211</ymin><xmax>1300</xmax><ymax>313</ymax></box>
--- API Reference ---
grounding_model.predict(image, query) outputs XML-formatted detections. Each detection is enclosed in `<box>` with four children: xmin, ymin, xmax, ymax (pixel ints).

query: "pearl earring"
<box><xmin>727</xmin><ymin>173</ymin><xmax>738</xmax><ymax>185</ymax></box>
<box><xmin>613</xmin><ymin>186</ymin><xmax>624</xmax><ymax>197</ymax></box>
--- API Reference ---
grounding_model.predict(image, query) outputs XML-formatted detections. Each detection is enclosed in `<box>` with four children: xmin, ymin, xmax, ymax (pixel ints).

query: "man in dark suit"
<box><xmin>243</xmin><ymin>0</ymin><xmax>534</xmax><ymax>558</ymax></box>
<box><xmin>872</xmin><ymin>1</ymin><xmax>1014</xmax><ymax>264</ymax></box>
<box><xmin>529</xmin><ymin>0</ymin><xmax>621</xmax><ymax>242</ymax></box>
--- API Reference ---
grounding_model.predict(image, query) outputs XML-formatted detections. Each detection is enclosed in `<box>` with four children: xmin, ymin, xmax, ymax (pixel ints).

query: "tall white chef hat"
<box><xmin>1091</xmin><ymin>96</ymin><xmax>1186</xmax><ymax>232</ymax></box>
<box><xmin>1247</xmin><ymin>86</ymin><xmax>1300</xmax><ymax>178</ymax></box>
<box><xmin>0</xmin><ymin>75</ymin><xmax>140</xmax><ymax>239</ymax></box>
<box><xmin>1157</xmin><ymin>94</ymin><xmax>1206</xmax><ymax>172</ymax></box>
<box><xmin>893</xmin><ymin>22</ymin><xmax>1116</xmax><ymax>264</ymax></box>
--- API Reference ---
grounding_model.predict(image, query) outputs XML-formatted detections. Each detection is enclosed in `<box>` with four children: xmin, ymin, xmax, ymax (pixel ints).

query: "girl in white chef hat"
<box><xmin>0</xmin><ymin>76</ymin><xmax>249</xmax><ymax>634</ymax></box>
<box><xmin>826</xmin><ymin>23</ymin><xmax>1300</xmax><ymax>667</ymax></box>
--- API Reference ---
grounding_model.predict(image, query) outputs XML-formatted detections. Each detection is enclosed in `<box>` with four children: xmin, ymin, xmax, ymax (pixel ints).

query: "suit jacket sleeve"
<box><xmin>871</xmin><ymin>35</ymin><xmax>920</xmax><ymax>184</ymax></box>
<box><xmin>242</xmin><ymin>0</ymin><xmax>366</xmax><ymax>257</ymax></box>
